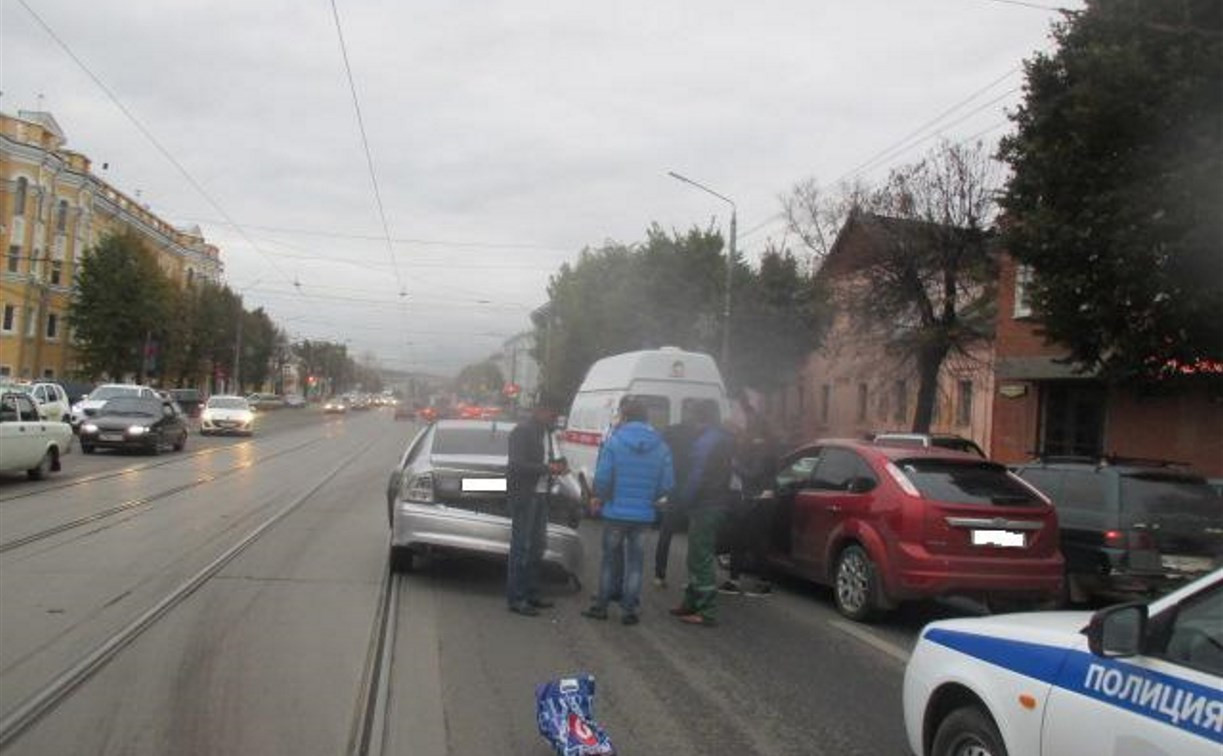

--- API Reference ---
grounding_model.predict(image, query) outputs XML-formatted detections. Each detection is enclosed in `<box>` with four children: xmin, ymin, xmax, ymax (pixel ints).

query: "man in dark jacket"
<box><xmin>506</xmin><ymin>396</ymin><xmax>567</xmax><ymax>616</ymax></box>
<box><xmin>672</xmin><ymin>401</ymin><xmax>736</xmax><ymax>626</ymax></box>
<box><xmin>582</xmin><ymin>398</ymin><xmax>674</xmax><ymax>625</ymax></box>
<box><xmin>653</xmin><ymin>410</ymin><xmax>704</xmax><ymax>586</ymax></box>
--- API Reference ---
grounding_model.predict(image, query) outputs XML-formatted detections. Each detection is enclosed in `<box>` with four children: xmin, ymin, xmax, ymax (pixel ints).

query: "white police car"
<box><xmin>904</xmin><ymin>568</ymin><xmax>1222</xmax><ymax>755</ymax></box>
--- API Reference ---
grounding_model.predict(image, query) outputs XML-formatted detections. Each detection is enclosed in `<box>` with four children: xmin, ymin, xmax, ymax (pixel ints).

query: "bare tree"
<box><xmin>859</xmin><ymin>141</ymin><xmax>999</xmax><ymax>431</ymax></box>
<box><xmin>782</xmin><ymin>140</ymin><xmax>1000</xmax><ymax>432</ymax></box>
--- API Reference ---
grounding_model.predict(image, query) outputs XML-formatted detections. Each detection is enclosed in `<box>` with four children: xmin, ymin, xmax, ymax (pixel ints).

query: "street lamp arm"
<box><xmin>666</xmin><ymin>171</ymin><xmax>736</xmax><ymax>209</ymax></box>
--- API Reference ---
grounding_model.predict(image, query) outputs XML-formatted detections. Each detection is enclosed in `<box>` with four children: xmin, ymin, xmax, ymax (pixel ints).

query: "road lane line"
<box><xmin>827</xmin><ymin>619</ymin><xmax>912</xmax><ymax>665</ymax></box>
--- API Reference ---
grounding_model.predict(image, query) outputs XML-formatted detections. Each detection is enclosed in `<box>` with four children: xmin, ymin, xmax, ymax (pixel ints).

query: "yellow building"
<box><xmin>0</xmin><ymin>110</ymin><xmax>222</xmax><ymax>380</ymax></box>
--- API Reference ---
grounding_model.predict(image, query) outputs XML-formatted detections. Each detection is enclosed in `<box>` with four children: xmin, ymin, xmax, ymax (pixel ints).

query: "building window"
<box><xmin>42</xmin><ymin>368</ymin><xmax>54</xmax><ymax>379</ymax></box>
<box><xmin>46</xmin><ymin>312</ymin><xmax>59</xmax><ymax>340</ymax></box>
<box><xmin>2</xmin><ymin>305</ymin><xmax>15</xmax><ymax>332</ymax></box>
<box><xmin>957</xmin><ymin>380</ymin><xmax>973</xmax><ymax>426</ymax></box>
<box><xmin>820</xmin><ymin>384</ymin><xmax>831</xmax><ymax>424</ymax></box>
<box><xmin>56</xmin><ymin>199</ymin><xmax>69</xmax><ymax>233</ymax></box>
<box><xmin>1014</xmin><ymin>263</ymin><xmax>1034</xmax><ymax>318</ymax></box>
<box><xmin>0</xmin><ymin>365</ymin><xmax>11</xmax><ymax>377</ymax></box>
<box><xmin>6</xmin><ymin>246</ymin><xmax>20</xmax><ymax>273</ymax></box>
<box><xmin>857</xmin><ymin>383</ymin><xmax>868</xmax><ymax>423</ymax></box>
<box><xmin>13</xmin><ymin>177</ymin><xmax>28</xmax><ymax>216</ymax></box>
<box><xmin>894</xmin><ymin>380</ymin><xmax>908</xmax><ymax>425</ymax></box>
<box><xmin>50</xmin><ymin>260</ymin><xmax>63</xmax><ymax>286</ymax></box>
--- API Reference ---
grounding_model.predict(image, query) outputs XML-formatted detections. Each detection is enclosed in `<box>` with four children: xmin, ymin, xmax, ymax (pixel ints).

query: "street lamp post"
<box><xmin>667</xmin><ymin>171</ymin><xmax>736</xmax><ymax>370</ymax></box>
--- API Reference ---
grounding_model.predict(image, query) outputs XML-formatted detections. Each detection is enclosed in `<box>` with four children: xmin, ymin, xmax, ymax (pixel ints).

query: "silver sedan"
<box><xmin>385</xmin><ymin>419</ymin><xmax>584</xmax><ymax>583</ymax></box>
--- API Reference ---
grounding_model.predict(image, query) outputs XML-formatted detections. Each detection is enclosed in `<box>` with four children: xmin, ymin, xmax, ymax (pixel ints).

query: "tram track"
<box><xmin>346</xmin><ymin>563</ymin><xmax>401</xmax><ymax>756</ymax></box>
<box><xmin>0</xmin><ymin>435</ymin><xmax>380</xmax><ymax>751</ymax></box>
<box><xmin>0</xmin><ymin>437</ymin><xmax>324</xmax><ymax>555</ymax></box>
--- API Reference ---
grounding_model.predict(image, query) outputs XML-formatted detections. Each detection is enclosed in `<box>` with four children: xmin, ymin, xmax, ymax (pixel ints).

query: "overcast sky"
<box><xmin>1</xmin><ymin>0</ymin><xmax>1079</xmax><ymax>375</ymax></box>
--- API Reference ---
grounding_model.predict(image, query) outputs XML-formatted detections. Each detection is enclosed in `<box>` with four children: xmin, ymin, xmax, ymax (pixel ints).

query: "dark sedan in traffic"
<box><xmin>78</xmin><ymin>396</ymin><xmax>189</xmax><ymax>455</ymax></box>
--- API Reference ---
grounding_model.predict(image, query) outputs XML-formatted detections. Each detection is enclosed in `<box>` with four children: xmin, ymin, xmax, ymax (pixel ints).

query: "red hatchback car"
<box><xmin>753</xmin><ymin>440</ymin><xmax>1063</xmax><ymax>621</ymax></box>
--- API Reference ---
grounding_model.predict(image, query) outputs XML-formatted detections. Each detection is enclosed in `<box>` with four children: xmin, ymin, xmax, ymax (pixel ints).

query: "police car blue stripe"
<box><xmin>925</xmin><ymin>628</ymin><xmax>1223</xmax><ymax>744</ymax></box>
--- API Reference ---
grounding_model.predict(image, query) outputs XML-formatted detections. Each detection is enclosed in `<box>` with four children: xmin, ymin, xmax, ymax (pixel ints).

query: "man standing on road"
<box><xmin>653</xmin><ymin>407</ymin><xmax>704</xmax><ymax>587</ymax></box>
<box><xmin>672</xmin><ymin>402</ymin><xmax>736</xmax><ymax>627</ymax></box>
<box><xmin>506</xmin><ymin>395</ymin><xmax>567</xmax><ymax>617</ymax></box>
<box><xmin>583</xmin><ymin>398</ymin><xmax>674</xmax><ymax>625</ymax></box>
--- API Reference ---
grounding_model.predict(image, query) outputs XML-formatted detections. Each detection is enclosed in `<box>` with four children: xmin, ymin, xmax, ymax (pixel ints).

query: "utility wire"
<box><xmin>972</xmin><ymin>0</ymin><xmax>1075</xmax><ymax>13</ymax></box>
<box><xmin>328</xmin><ymin>0</ymin><xmax>404</xmax><ymax>295</ymax></box>
<box><xmin>834</xmin><ymin>66</ymin><xmax>1021</xmax><ymax>185</ymax></box>
<box><xmin>15</xmin><ymin>0</ymin><xmax>297</xmax><ymax>288</ymax></box>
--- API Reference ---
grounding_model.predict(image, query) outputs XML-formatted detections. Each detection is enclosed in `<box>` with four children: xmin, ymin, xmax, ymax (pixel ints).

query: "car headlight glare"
<box><xmin>81</xmin><ymin>423</ymin><xmax>98</xmax><ymax>434</ymax></box>
<box><xmin>127</xmin><ymin>425</ymin><xmax>148</xmax><ymax>435</ymax></box>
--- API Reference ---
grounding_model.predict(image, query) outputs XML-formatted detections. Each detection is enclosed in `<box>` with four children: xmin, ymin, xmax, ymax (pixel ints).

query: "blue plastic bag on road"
<box><xmin>535</xmin><ymin>675</ymin><xmax>616</xmax><ymax>755</ymax></box>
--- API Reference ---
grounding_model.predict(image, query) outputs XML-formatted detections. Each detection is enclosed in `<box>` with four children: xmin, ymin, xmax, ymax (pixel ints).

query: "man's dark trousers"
<box><xmin>507</xmin><ymin>492</ymin><xmax>547</xmax><ymax>607</ymax></box>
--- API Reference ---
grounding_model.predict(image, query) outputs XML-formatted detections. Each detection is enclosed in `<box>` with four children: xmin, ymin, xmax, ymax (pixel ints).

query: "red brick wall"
<box><xmin>1106</xmin><ymin>387</ymin><xmax>1223</xmax><ymax>476</ymax></box>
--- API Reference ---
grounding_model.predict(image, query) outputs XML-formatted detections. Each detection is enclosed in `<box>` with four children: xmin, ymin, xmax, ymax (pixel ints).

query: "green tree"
<box><xmin>999</xmin><ymin>0</ymin><xmax>1223</xmax><ymax>380</ymax></box>
<box><xmin>454</xmin><ymin>360</ymin><xmax>505</xmax><ymax>401</ymax></box>
<box><xmin>68</xmin><ymin>231</ymin><xmax>172</xmax><ymax>381</ymax></box>
<box><xmin>533</xmin><ymin>224</ymin><xmax>825</xmax><ymax>400</ymax></box>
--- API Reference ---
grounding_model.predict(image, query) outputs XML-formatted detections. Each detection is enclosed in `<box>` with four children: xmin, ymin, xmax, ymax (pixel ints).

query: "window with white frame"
<box><xmin>6</xmin><ymin>246</ymin><xmax>20</xmax><ymax>274</ymax></box>
<box><xmin>1013</xmin><ymin>263</ymin><xmax>1034</xmax><ymax>318</ymax></box>
<box><xmin>2</xmin><ymin>304</ymin><xmax>16</xmax><ymax>332</ymax></box>
<box><xmin>56</xmin><ymin>199</ymin><xmax>69</xmax><ymax>233</ymax></box>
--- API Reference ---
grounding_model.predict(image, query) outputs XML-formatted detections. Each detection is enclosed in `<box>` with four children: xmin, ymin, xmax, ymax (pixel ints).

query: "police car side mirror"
<box><xmin>1087</xmin><ymin>602</ymin><xmax>1148</xmax><ymax>658</ymax></box>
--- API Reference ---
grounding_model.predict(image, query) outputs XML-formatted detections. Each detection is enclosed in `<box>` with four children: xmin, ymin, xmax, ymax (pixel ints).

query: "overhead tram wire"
<box><xmin>329</xmin><ymin>0</ymin><xmax>405</xmax><ymax>297</ymax></box>
<box><xmin>166</xmin><ymin>217</ymin><xmax>572</xmax><ymax>253</ymax></box>
<box><xmin>16</xmin><ymin>0</ymin><xmax>297</xmax><ymax>288</ymax></box>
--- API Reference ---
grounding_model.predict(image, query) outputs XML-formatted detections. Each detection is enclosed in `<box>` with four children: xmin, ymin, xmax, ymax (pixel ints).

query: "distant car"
<box><xmin>323</xmin><ymin>397</ymin><xmax>349</xmax><ymax>414</ymax></box>
<box><xmin>417</xmin><ymin>406</ymin><xmax>438</xmax><ymax>423</ymax></box>
<box><xmin>246</xmin><ymin>393</ymin><xmax>285</xmax><ymax>411</ymax></box>
<box><xmin>349</xmin><ymin>394</ymin><xmax>371</xmax><ymax>410</ymax></box>
<box><xmin>0</xmin><ymin>387</ymin><xmax>72</xmax><ymax>479</ymax></box>
<box><xmin>168</xmin><ymin>388</ymin><xmax>205</xmax><ymax>418</ymax></box>
<box><xmin>751</xmin><ymin>440</ymin><xmax>1063</xmax><ymax>620</ymax></box>
<box><xmin>69</xmin><ymin>383</ymin><xmax>158</xmax><ymax>431</ymax></box>
<box><xmin>1012</xmin><ymin>458</ymin><xmax>1222</xmax><ymax>604</ymax></box>
<box><xmin>21</xmin><ymin>381</ymin><xmax>71</xmax><ymax>423</ymax></box>
<box><xmin>78</xmin><ymin>396</ymin><xmax>189</xmax><ymax>455</ymax></box>
<box><xmin>385</xmin><ymin>419</ymin><xmax>584</xmax><ymax>579</ymax></box>
<box><xmin>870</xmin><ymin>432</ymin><xmax>987</xmax><ymax>458</ymax></box>
<box><xmin>200</xmin><ymin>395</ymin><xmax>255</xmax><ymax>436</ymax></box>
<box><xmin>283</xmin><ymin>393</ymin><xmax>306</xmax><ymax>408</ymax></box>
<box><xmin>904</xmin><ymin>567</ymin><xmax>1222</xmax><ymax>756</ymax></box>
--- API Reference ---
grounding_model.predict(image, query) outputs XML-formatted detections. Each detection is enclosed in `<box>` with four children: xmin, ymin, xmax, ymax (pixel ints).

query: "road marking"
<box><xmin>828</xmin><ymin>619</ymin><xmax>911</xmax><ymax>665</ymax></box>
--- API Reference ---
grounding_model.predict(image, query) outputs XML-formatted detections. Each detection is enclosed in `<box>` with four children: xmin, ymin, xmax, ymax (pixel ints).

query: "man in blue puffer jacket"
<box><xmin>582</xmin><ymin>397</ymin><xmax>675</xmax><ymax>625</ymax></box>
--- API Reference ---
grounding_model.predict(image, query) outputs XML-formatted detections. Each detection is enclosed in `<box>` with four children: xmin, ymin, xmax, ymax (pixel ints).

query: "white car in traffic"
<box><xmin>0</xmin><ymin>387</ymin><xmax>73</xmax><ymax>479</ymax></box>
<box><xmin>904</xmin><ymin>569</ymin><xmax>1222</xmax><ymax>756</ymax></box>
<box><xmin>200</xmin><ymin>395</ymin><xmax>255</xmax><ymax>436</ymax></box>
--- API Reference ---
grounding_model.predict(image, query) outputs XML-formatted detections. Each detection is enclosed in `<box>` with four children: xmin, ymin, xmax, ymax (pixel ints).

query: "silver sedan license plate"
<box><xmin>99</xmin><ymin>432</ymin><xmax>123</xmax><ymax>441</ymax></box>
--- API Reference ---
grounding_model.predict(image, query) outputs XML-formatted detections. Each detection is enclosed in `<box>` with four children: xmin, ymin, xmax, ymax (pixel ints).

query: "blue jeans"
<box><xmin>596</xmin><ymin>522</ymin><xmax>646</xmax><ymax>614</ymax></box>
<box><xmin>507</xmin><ymin>492</ymin><xmax>547</xmax><ymax>607</ymax></box>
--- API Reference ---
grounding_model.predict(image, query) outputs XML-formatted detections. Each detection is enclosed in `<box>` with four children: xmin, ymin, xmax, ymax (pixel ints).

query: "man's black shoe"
<box><xmin>509</xmin><ymin>603</ymin><xmax>540</xmax><ymax>617</ymax></box>
<box><xmin>621</xmin><ymin>613</ymin><xmax>639</xmax><ymax>626</ymax></box>
<box><xmin>581</xmin><ymin>605</ymin><xmax>608</xmax><ymax>620</ymax></box>
<box><xmin>528</xmin><ymin>598</ymin><xmax>554</xmax><ymax>609</ymax></box>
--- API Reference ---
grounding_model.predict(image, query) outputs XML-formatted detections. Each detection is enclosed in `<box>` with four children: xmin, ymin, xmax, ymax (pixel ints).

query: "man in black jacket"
<box><xmin>506</xmin><ymin>396</ymin><xmax>567</xmax><ymax>616</ymax></box>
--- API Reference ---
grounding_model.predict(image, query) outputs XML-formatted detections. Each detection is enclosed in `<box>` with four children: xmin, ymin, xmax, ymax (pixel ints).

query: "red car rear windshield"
<box><xmin>897</xmin><ymin>459</ymin><xmax>1044</xmax><ymax>507</ymax></box>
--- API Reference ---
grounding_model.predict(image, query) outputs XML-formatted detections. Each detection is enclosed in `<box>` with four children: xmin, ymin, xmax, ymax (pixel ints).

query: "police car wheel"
<box><xmin>833</xmin><ymin>544</ymin><xmax>878</xmax><ymax>621</ymax></box>
<box><xmin>931</xmin><ymin>705</ymin><xmax>1007</xmax><ymax>756</ymax></box>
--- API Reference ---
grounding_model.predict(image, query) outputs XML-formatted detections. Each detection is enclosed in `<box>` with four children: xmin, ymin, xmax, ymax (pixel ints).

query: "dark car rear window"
<box><xmin>899</xmin><ymin>459</ymin><xmax>1044</xmax><ymax>507</ymax></box>
<box><xmin>432</xmin><ymin>426</ymin><xmax>514</xmax><ymax>456</ymax></box>
<box><xmin>1121</xmin><ymin>473</ymin><xmax>1219</xmax><ymax>521</ymax></box>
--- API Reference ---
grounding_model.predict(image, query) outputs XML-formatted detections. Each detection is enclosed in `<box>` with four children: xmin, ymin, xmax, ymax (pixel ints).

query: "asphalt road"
<box><xmin>0</xmin><ymin>407</ymin><xmax>967</xmax><ymax>755</ymax></box>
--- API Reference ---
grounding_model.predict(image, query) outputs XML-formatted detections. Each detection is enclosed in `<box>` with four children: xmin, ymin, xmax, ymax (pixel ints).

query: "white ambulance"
<box><xmin>558</xmin><ymin>347</ymin><xmax>730</xmax><ymax>498</ymax></box>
